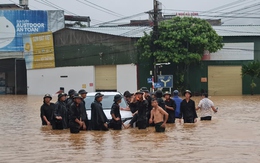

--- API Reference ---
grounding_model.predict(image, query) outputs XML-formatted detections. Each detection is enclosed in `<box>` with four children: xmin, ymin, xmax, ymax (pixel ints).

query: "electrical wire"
<box><xmin>92</xmin><ymin>12</ymin><xmax>147</xmax><ymax>27</ymax></box>
<box><xmin>82</xmin><ymin>0</ymin><xmax>123</xmax><ymax>17</ymax></box>
<box><xmin>76</xmin><ymin>0</ymin><xmax>121</xmax><ymax>18</ymax></box>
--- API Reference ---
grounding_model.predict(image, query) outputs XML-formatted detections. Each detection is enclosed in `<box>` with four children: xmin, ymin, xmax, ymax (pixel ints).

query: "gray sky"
<box><xmin>1</xmin><ymin>0</ymin><xmax>260</xmax><ymax>25</ymax></box>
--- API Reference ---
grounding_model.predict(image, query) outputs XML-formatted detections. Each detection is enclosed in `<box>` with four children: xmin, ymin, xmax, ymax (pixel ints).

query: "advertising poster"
<box><xmin>23</xmin><ymin>32</ymin><xmax>55</xmax><ymax>69</ymax></box>
<box><xmin>0</xmin><ymin>10</ymin><xmax>48</xmax><ymax>51</ymax></box>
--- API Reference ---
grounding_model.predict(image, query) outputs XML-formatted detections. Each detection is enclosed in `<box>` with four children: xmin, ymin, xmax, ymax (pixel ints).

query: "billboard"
<box><xmin>23</xmin><ymin>32</ymin><xmax>55</xmax><ymax>69</ymax></box>
<box><xmin>0</xmin><ymin>10</ymin><xmax>48</xmax><ymax>51</ymax></box>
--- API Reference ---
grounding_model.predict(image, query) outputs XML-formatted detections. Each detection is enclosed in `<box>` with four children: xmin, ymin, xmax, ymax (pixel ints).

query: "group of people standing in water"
<box><xmin>40</xmin><ymin>87</ymin><xmax>218</xmax><ymax>134</ymax></box>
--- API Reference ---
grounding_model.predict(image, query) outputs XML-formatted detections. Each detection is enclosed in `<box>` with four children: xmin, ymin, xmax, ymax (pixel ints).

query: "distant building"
<box><xmin>0</xmin><ymin>4</ymin><xmax>24</xmax><ymax>10</ymax></box>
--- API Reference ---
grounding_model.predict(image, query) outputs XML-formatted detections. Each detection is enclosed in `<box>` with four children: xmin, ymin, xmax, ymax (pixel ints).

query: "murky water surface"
<box><xmin>0</xmin><ymin>95</ymin><xmax>260</xmax><ymax>163</ymax></box>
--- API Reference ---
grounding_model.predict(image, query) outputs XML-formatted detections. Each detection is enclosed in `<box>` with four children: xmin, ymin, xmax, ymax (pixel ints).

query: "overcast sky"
<box><xmin>1</xmin><ymin>0</ymin><xmax>259</xmax><ymax>25</ymax></box>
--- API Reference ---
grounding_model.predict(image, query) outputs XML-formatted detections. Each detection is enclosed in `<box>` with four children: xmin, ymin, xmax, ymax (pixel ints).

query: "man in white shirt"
<box><xmin>196</xmin><ymin>93</ymin><xmax>218</xmax><ymax>121</ymax></box>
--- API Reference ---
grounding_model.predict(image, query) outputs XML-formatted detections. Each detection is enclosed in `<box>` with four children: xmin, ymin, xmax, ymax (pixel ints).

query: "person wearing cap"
<box><xmin>110</xmin><ymin>94</ymin><xmax>125</xmax><ymax>130</ymax></box>
<box><xmin>127</xmin><ymin>90</ymin><xmax>148</xmax><ymax>129</ymax></box>
<box><xmin>78</xmin><ymin>89</ymin><xmax>89</xmax><ymax>130</ymax></box>
<box><xmin>196</xmin><ymin>93</ymin><xmax>218</xmax><ymax>121</ymax></box>
<box><xmin>69</xmin><ymin>93</ymin><xmax>86</xmax><ymax>133</ymax></box>
<box><xmin>172</xmin><ymin>90</ymin><xmax>182</xmax><ymax>119</ymax></box>
<box><xmin>53</xmin><ymin>93</ymin><xmax>68</xmax><ymax>129</ymax></box>
<box><xmin>91</xmin><ymin>92</ymin><xmax>109</xmax><ymax>131</ymax></box>
<box><xmin>164</xmin><ymin>91</ymin><xmax>176</xmax><ymax>123</ymax></box>
<box><xmin>40</xmin><ymin>94</ymin><xmax>55</xmax><ymax>126</ymax></box>
<box><xmin>180</xmin><ymin>90</ymin><xmax>198</xmax><ymax>123</ymax></box>
<box><xmin>66</xmin><ymin>89</ymin><xmax>76</xmax><ymax>128</ymax></box>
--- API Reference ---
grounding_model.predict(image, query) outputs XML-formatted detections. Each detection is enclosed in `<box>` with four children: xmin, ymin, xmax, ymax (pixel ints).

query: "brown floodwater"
<box><xmin>0</xmin><ymin>95</ymin><xmax>260</xmax><ymax>163</ymax></box>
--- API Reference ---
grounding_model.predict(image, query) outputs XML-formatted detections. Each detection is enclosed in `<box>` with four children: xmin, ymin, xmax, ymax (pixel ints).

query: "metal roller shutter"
<box><xmin>208</xmin><ymin>66</ymin><xmax>242</xmax><ymax>96</ymax></box>
<box><xmin>95</xmin><ymin>65</ymin><xmax>116</xmax><ymax>91</ymax></box>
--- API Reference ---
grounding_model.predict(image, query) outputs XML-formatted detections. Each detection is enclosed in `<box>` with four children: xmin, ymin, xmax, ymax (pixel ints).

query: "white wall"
<box><xmin>116</xmin><ymin>64</ymin><xmax>137</xmax><ymax>94</ymax></box>
<box><xmin>204</xmin><ymin>43</ymin><xmax>254</xmax><ymax>61</ymax></box>
<box><xmin>27</xmin><ymin>66</ymin><xmax>95</xmax><ymax>95</ymax></box>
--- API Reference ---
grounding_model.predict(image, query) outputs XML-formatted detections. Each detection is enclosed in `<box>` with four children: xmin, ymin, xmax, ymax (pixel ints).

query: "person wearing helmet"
<box><xmin>40</xmin><ymin>94</ymin><xmax>55</xmax><ymax>126</ymax></box>
<box><xmin>78</xmin><ymin>89</ymin><xmax>89</xmax><ymax>130</ymax></box>
<box><xmin>180</xmin><ymin>90</ymin><xmax>198</xmax><ymax>123</ymax></box>
<box><xmin>91</xmin><ymin>92</ymin><xmax>109</xmax><ymax>131</ymax></box>
<box><xmin>110</xmin><ymin>94</ymin><xmax>125</xmax><ymax>130</ymax></box>
<box><xmin>164</xmin><ymin>91</ymin><xmax>176</xmax><ymax>123</ymax></box>
<box><xmin>53</xmin><ymin>93</ymin><xmax>68</xmax><ymax>129</ymax></box>
<box><xmin>69</xmin><ymin>93</ymin><xmax>86</xmax><ymax>133</ymax></box>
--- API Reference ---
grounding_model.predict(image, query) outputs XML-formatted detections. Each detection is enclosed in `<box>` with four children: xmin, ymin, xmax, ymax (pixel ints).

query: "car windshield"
<box><xmin>84</xmin><ymin>95</ymin><xmax>127</xmax><ymax>110</ymax></box>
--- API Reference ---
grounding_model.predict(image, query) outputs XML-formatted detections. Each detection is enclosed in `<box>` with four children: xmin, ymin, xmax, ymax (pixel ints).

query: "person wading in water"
<box><xmin>179</xmin><ymin>90</ymin><xmax>198</xmax><ymax>123</ymax></box>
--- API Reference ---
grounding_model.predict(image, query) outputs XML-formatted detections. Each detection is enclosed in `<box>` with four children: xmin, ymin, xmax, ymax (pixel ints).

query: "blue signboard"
<box><xmin>0</xmin><ymin>10</ymin><xmax>48</xmax><ymax>51</ymax></box>
<box><xmin>154</xmin><ymin>82</ymin><xmax>162</xmax><ymax>88</ymax></box>
<box><xmin>157</xmin><ymin>75</ymin><xmax>173</xmax><ymax>88</ymax></box>
<box><xmin>147</xmin><ymin>78</ymin><xmax>152</xmax><ymax>83</ymax></box>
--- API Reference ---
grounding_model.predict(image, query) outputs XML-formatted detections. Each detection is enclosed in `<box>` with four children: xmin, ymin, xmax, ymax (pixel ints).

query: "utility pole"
<box><xmin>152</xmin><ymin>0</ymin><xmax>159</xmax><ymax>87</ymax></box>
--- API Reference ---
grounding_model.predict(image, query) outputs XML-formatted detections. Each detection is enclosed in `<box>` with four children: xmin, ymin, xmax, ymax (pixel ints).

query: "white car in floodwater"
<box><xmin>84</xmin><ymin>92</ymin><xmax>132</xmax><ymax>124</ymax></box>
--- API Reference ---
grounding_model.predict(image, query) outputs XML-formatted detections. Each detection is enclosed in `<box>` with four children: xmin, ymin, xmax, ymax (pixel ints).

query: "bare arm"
<box><xmin>159</xmin><ymin>107</ymin><xmax>169</xmax><ymax>124</ymax></box>
<box><xmin>121</xmin><ymin>106</ymin><xmax>130</xmax><ymax>111</ymax></box>
<box><xmin>212</xmin><ymin>106</ymin><xmax>218</xmax><ymax>112</ymax></box>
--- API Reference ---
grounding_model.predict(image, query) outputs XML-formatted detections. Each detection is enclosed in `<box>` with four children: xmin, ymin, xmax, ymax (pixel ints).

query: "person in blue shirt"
<box><xmin>172</xmin><ymin>90</ymin><xmax>182</xmax><ymax>119</ymax></box>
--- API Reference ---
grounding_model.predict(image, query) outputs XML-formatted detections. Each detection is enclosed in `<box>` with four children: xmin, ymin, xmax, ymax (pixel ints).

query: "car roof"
<box><xmin>87</xmin><ymin>92</ymin><xmax>122</xmax><ymax>96</ymax></box>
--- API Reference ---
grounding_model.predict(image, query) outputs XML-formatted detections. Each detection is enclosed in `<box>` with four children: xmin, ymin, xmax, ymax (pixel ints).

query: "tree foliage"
<box><xmin>241</xmin><ymin>61</ymin><xmax>260</xmax><ymax>78</ymax></box>
<box><xmin>137</xmin><ymin>17</ymin><xmax>223</xmax><ymax>64</ymax></box>
<box><xmin>136</xmin><ymin>17</ymin><xmax>224</xmax><ymax>90</ymax></box>
<box><xmin>241</xmin><ymin>61</ymin><xmax>260</xmax><ymax>94</ymax></box>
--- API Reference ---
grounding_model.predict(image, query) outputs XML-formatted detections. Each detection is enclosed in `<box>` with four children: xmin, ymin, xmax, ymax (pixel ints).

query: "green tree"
<box><xmin>241</xmin><ymin>61</ymin><xmax>260</xmax><ymax>95</ymax></box>
<box><xmin>136</xmin><ymin>17</ymin><xmax>223</xmax><ymax>90</ymax></box>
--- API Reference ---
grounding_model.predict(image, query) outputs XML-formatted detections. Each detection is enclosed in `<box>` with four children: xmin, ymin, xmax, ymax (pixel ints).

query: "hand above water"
<box><xmin>56</xmin><ymin>116</ymin><xmax>62</xmax><ymax>120</ymax></box>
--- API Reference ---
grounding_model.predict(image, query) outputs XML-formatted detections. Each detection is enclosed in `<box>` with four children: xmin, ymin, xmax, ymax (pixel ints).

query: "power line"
<box><xmin>82</xmin><ymin>0</ymin><xmax>123</xmax><ymax>17</ymax></box>
<box><xmin>76</xmin><ymin>0</ymin><xmax>122</xmax><ymax>18</ymax></box>
<box><xmin>43</xmin><ymin>0</ymin><xmax>78</xmax><ymax>15</ymax></box>
<box><xmin>92</xmin><ymin>12</ymin><xmax>147</xmax><ymax>27</ymax></box>
<box><xmin>163</xmin><ymin>9</ymin><xmax>260</xmax><ymax>15</ymax></box>
<box><xmin>203</xmin><ymin>0</ymin><xmax>246</xmax><ymax>13</ymax></box>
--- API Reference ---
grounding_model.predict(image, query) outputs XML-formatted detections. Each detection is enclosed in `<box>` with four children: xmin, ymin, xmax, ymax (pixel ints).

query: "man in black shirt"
<box><xmin>40</xmin><ymin>94</ymin><xmax>55</xmax><ymax>125</ymax></box>
<box><xmin>91</xmin><ymin>92</ymin><xmax>109</xmax><ymax>131</ymax></box>
<box><xmin>110</xmin><ymin>94</ymin><xmax>124</xmax><ymax>130</ymax></box>
<box><xmin>164</xmin><ymin>91</ymin><xmax>176</xmax><ymax>123</ymax></box>
<box><xmin>140</xmin><ymin>87</ymin><xmax>152</xmax><ymax>126</ymax></box>
<box><xmin>78</xmin><ymin>89</ymin><xmax>88</xmax><ymax>130</ymax></box>
<box><xmin>53</xmin><ymin>93</ymin><xmax>68</xmax><ymax>129</ymax></box>
<box><xmin>69</xmin><ymin>93</ymin><xmax>86</xmax><ymax>133</ymax></box>
<box><xmin>180</xmin><ymin>90</ymin><xmax>198</xmax><ymax>123</ymax></box>
<box><xmin>155</xmin><ymin>90</ymin><xmax>165</xmax><ymax>110</ymax></box>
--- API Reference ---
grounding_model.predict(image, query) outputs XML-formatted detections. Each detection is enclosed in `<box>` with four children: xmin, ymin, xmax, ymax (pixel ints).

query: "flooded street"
<box><xmin>0</xmin><ymin>95</ymin><xmax>260</xmax><ymax>163</ymax></box>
